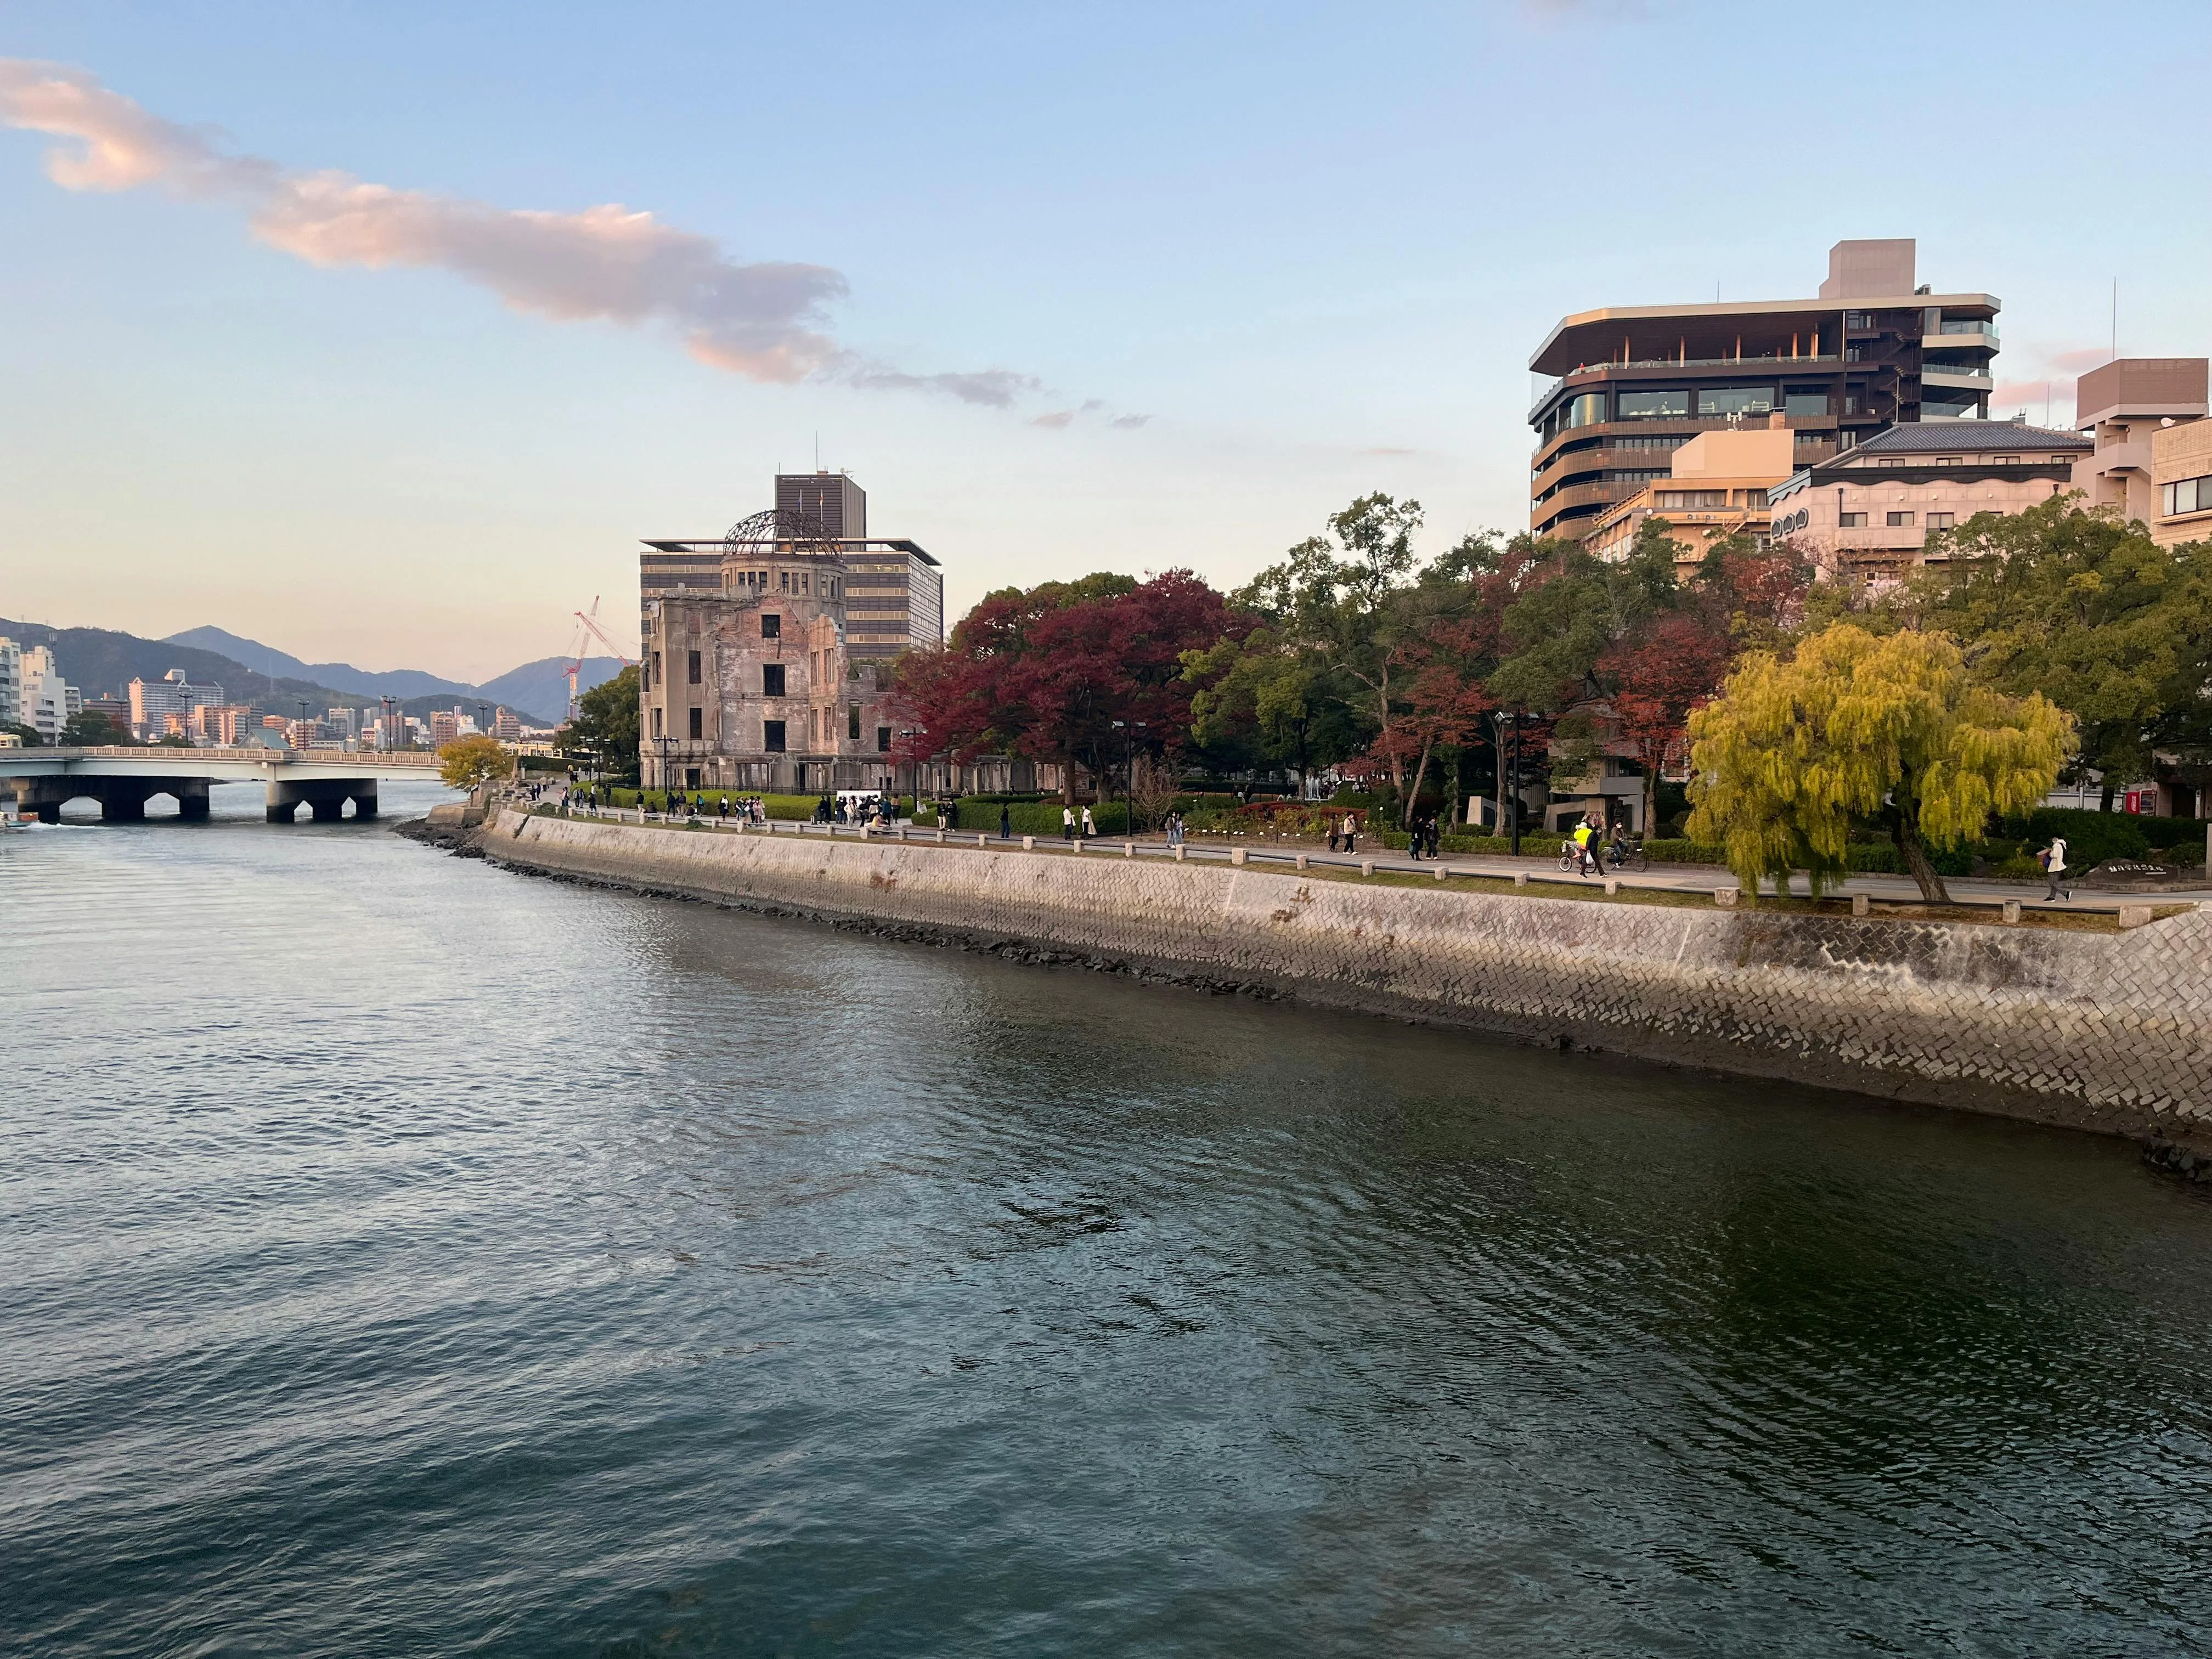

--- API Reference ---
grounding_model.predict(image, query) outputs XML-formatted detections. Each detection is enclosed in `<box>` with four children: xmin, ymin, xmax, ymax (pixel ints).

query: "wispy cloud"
<box><xmin>1990</xmin><ymin>343</ymin><xmax>2112</xmax><ymax>421</ymax></box>
<box><xmin>0</xmin><ymin>57</ymin><xmax>1139</xmax><ymax>411</ymax></box>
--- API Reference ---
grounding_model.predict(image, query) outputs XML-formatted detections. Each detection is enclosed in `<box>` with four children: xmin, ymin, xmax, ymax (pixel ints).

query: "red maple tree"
<box><xmin>891</xmin><ymin>570</ymin><xmax>1240</xmax><ymax>801</ymax></box>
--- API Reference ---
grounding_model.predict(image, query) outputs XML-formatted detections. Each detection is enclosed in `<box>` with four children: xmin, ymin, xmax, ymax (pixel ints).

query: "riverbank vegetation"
<box><xmin>887</xmin><ymin>494</ymin><xmax>2212</xmax><ymax>889</ymax></box>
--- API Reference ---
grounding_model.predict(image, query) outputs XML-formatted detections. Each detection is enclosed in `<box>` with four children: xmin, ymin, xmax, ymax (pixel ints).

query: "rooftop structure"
<box><xmin>776</xmin><ymin>471</ymin><xmax>867</xmax><ymax>540</ymax></box>
<box><xmin>1528</xmin><ymin>239</ymin><xmax>2001</xmax><ymax>541</ymax></box>
<box><xmin>2070</xmin><ymin>357</ymin><xmax>2210</xmax><ymax>528</ymax></box>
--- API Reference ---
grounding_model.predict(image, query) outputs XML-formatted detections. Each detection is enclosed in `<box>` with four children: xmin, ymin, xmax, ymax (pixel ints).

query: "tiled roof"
<box><xmin>1849</xmin><ymin>420</ymin><xmax>2087</xmax><ymax>455</ymax></box>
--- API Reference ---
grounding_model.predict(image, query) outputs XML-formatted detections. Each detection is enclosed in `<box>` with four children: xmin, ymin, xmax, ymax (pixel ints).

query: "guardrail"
<box><xmin>35</xmin><ymin>745</ymin><xmax>444</xmax><ymax>765</ymax></box>
<box><xmin>515</xmin><ymin>804</ymin><xmax>2182</xmax><ymax>929</ymax></box>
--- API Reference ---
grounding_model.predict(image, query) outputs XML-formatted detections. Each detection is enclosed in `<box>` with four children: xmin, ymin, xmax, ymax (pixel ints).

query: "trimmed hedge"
<box><xmin>955</xmin><ymin>799</ymin><xmax>1131</xmax><ymax>836</ymax></box>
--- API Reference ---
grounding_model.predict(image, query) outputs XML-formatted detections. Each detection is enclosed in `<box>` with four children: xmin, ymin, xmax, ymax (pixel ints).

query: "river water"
<box><xmin>5</xmin><ymin>783</ymin><xmax>2211</xmax><ymax>1656</ymax></box>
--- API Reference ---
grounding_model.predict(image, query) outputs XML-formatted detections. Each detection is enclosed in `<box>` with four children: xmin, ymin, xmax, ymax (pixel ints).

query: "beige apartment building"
<box><xmin>1767</xmin><ymin>420</ymin><xmax>2087</xmax><ymax>583</ymax></box>
<box><xmin>2071</xmin><ymin>358</ymin><xmax>2209</xmax><ymax>528</ymax></box>
<box><xmin>2152</xmin><ymin>417</ymin><xmax>2212</xmax><ymax>548</ymax></box>
<box><xmin>1584</xmin><ymin>422</ymin><xmax>1793</xmax><ymax>572</ymax></box>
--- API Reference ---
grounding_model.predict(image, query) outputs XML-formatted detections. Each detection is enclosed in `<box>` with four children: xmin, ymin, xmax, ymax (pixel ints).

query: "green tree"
<box><xmin>560</xmin><ymin>663</ymin><xmax>641</xmax><ymax>785</ymax></box>
<box><xmin>1489</xmin><ymin>518</ymin><xmax>1680</xmax><ymax>712</ymax></box>
<box><xmin>1686</xmin><ymin>623</ymin><xmax>2072</xmax><ymax>903</ymax></box>
<box><xmin>4</xmin><ymin>721</ymin><xmax>47</xmax><ymax>747</ymax></box>
<box><xmin>1181</xmin><ymin>624</ymin><xmax>1350</xmax><ymax>792</ymax></box>
<box><xmin>61</xmin><ymin>709</ymin><xmax>128</xmax><ymax>746</ymax></box>
<box><xmin>1234</xmin><ymin>494</ymin><xmax>1434</xmax><ymax>789</ymax></box>
<box><xmin>1907</xmin><ymin>498</ymin><xmax>2212</xmax><ymax>806</ymax></box>
<box><xmin>438</xmin><ymin>733</ymin><xmax>512</xmax><ymax>790</ymax></box>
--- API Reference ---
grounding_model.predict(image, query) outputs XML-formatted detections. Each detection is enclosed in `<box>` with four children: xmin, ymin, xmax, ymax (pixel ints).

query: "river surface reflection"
<box><xmin>4</xmin><ymin>784</ymin><xmax>2210</xmax><ymax>1655</ymax></box>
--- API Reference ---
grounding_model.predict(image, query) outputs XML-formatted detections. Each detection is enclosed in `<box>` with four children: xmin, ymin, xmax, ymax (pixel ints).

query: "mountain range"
<box><xmin>2</xmin><ymin>617</ymin><xmax>623</xmax><ymax>729</ymax></box>
<box><xmin>166</xmin><ymin>627</ymin><xmax>624</xmax><ymax>727</ymax></box>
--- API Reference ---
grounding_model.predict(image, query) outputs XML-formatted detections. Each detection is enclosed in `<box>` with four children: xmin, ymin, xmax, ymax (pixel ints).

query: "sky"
<box><xmin>2</xmin><ymin>0</ymin><xmax>2208</xmax><ymax>683</ymax></box>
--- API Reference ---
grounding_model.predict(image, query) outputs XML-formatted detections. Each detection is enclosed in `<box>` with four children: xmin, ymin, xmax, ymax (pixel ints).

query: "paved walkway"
<box><xmin>521</xmin><ymin>801</ymin><xmax>2203</xmax><ymax>916</ymax></box>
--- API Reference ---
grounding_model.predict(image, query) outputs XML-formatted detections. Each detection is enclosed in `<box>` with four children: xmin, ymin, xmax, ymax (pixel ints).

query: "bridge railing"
<box><xmin>43</xmin><ymin>746</ymin><xmax>445</xmax><ymax>766</ymax></box>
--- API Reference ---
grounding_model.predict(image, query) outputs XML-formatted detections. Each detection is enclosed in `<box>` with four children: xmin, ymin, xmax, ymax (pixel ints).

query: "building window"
<box><xmin>1657</xmin><ymin>490</ymin><xmax>1727</xmax><ymax>509</ymax></box>
<box><xmin>1926</xmin><ymin>512</ymin><xmax>1955</xmax><ymax>530</ymax></box>
<box><xmin>763</xmin><ymin>720</ymin><xmax>786</xmax><ymax>753</ymax></box>
<box><xmin>1887</xmin><ymin>511</ymin><xmax>1915</xmax><ymax>527</ymax></box>
<box><xmin>1564</xmin><ymin>392</ymin><xmax>1606</xmax><ymax>430</ymax></box>
<box><xmin>876</xmin><ymin>726</ymin><xmax>892</xmax><ymax>753</ymax></box>
<box><xmin>1934</xmin><ymin>457</ymin><xmax>1962</xmax><ymax>467</ymax></box>
<box><xmin>1784</xmin><ymin>391</ymin><xmax>1829</xmax><ymax>416</ymax></box>
<box><xmin>763</xmin><ymin>664</ymin><xmax>786</xmax><ymax>697</ymax></box>
<box><xmin>687</xmin><ymin>649</ymin><xmax>701</xmax><ymax>684</ymax></box>
<box><xmin>1617</xmin><ymin>390</ymin><xmax>1689</xmax><ymax>421</ymax></box>
<box><xmin>1993</xmin><ymin>455</ymin><xmax>2019</xmax><ymax>465</ymax></box>
<box><xmin>2164</xmin><ymin>476</ymin><xmax>2212</xmax><ymax>516</ymax></box>
<box><xmin>650</xmin><ymin>650</ymin><xmax>661</xmax><ymax>688</ymax></box>
<box><xmin>761</xmin><ymin>613</ymin><xmax>780</xmax><ymax>639</ymax></box>
<box><xmin>848</xmin><ymin>703</ymin><xmax>861</xmax><ymax>740</ymax></box>
<box><xmin>688</xmin><ymin>707</ymin><xmax>703</xmax><ymax>739</ymax></box>
<box><xmin>651</xmin><ymin>707</ymin><xmax>663</xmax><ymax>737</ymax></box>
<box><xmin>1839</xmin><ymin>512</ymin><xmax>1867</xmax><ymax>528</ymax></box>
<box><xmin>1700</xmin><ymin>386</ymin><xmax>1774</xmax><ymax>418</ymax></box>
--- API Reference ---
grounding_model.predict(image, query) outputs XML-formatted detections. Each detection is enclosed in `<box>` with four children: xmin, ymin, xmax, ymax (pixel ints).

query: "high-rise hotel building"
<box><xmin>1527</xmin><ymin>240</ymin><xmax>2001</xmax><ymax>541</ymax></box>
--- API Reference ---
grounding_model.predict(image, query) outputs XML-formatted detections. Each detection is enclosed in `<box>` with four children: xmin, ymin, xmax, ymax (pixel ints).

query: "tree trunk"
<box><xmin>1402</xmin><ymin>741</ymin><xmax>1433</xmax><ymax>829</ymax></box>
<box><xmin>2100</xmin><ymin>775</ymin><xmax>2115</xmax><ymax>812</ymax></box>
<box><xmin>1376</xmin><ymin>674</ymin><xmax>1402</xmax><ymax>791</ymax></box>
<box><xmin>1494</xmin><ymin>719</ymin><xmax>1509</xmax><ymax>840</ymax></box>
<box><xmin>1890</xmin><ymin>803</ymin><xmax>1951</xmax><ymax>903</ymax></box>
<box><xmin>1443</xmin><ymin>747</ymin><xmax>1461</xmax><ymax>831</ymax></box>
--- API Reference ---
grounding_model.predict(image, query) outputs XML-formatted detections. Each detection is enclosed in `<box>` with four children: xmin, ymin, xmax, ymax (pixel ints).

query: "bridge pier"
<box><xmin>267</xmin><ymin>779</ymin><xmax>373</xmax><ymax>823</ymax></box>
<box><xmin>15</xmin><ymin>775</ymin><xmax>211</xmax><ymax>822</ymax></box>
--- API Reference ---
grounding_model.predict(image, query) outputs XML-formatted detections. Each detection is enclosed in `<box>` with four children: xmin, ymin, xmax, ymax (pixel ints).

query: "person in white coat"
<box><xmin>2041</xmin><ymin>835</ymin><xmax>2070</xmax><ymax>902</ymax></box>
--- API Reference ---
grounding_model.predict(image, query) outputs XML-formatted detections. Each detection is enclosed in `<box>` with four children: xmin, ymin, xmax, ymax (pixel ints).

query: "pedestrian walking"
<box><xmin>1062</xmin><ymin>805</ymin><xmax>1076</xmax><ymax>841</ymax></box>
<box><xmin>1081</xmin><ymin>805</ymin><xmax>1097</xmax><ymax>838</ymax></box>
<box><xmin>2040</xmin><ymin>835</ymin><xmax>2071</xmax><ymax>901</ymax></box>
<box><xmin>1342</xmin><ymin>812</ymin><xmax>1357</xmax><ymax>855</ymax></box>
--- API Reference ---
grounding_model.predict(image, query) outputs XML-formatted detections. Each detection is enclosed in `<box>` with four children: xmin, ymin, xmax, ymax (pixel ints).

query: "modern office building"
<box><xmin>2068</xmin><ymin>357</ymin><xmax>2209</xmax><ymax>534</ymax></box>
<box><xmin>642</xmin><ymin>470</ymin><xmax>945</xmax><ymax>659</ymax></box>
<box><xmin>1528</xmin><ymin>239</ymin><xmax>2001</xmax><ymax>541</ymax></box>
<box><xmin>0</xmin><ymin>637</ymin><xmax>19</xmax><ymax>731</ymax></box>
<box><xmin>128</xmin><ymin>668</ymin><xmax>223</xmax><ymax>739</ymax></box>
<box><xmin>493</xmin><ymin>707</ymin><xmax>521</xmax><ymax>741</ymax></box>
<box><xmin>1768</xmin><ymin>420</ymin><xmax>2087</xmax><ymax>584</ymax></box>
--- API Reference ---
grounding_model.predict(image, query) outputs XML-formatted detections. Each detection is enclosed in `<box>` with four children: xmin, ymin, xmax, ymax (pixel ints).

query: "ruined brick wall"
<box><xmin>485</xmin><ymin>811</ymin><xmax>2212</xmax><ymax>1145</ymax></box>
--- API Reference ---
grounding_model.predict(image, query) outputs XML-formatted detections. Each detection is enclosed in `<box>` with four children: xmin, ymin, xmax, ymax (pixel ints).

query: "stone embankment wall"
<box><xmin>480</xmin><ymin>810</ymin><xmax>2212</xmax><ymax>1146</ymax></box>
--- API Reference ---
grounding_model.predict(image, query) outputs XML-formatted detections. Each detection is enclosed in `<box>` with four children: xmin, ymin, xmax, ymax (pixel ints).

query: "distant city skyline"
<box><xmin>2</xmin><ymin>1</ymin><xmax>2208</xmax><ymax>680</ymax></box>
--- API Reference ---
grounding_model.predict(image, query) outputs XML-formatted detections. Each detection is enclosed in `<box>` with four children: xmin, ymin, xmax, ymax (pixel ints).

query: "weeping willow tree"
<box><xmin>1686</xmin><ymin>623</ymin><xmax>2073</xmax><ymax>902</ymax></box>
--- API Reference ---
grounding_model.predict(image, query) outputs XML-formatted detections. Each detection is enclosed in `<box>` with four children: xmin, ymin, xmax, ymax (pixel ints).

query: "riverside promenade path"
<box><xmin>540</xmin><ymin>803</ymin><xmax>2204</xmax><ymax>919</ymax></box>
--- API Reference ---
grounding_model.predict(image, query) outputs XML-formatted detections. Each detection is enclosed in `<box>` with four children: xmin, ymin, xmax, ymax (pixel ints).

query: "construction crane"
<box><xmin>563</xmin><ymin>597</ymin><xmax>634</xmax><ymax>721</ymax></box>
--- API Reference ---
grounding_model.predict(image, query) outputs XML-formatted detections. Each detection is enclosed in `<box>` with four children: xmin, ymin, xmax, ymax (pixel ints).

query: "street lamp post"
<box><xmin>1507</xmin><ymin>713</ymin><xmax>1523</xmax><ymax>857</ymax></box>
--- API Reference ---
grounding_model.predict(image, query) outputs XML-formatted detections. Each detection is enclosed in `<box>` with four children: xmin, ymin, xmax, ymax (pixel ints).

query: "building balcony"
<box><xmin>1532</xmin><ymin>356</ymin><xmax>1845</xmax><ymax>420</ymax></box>
<box><xmin>1922</xmin><ymin>364</ymin><xmax>1994</xmax><ymax>388</ymax></box>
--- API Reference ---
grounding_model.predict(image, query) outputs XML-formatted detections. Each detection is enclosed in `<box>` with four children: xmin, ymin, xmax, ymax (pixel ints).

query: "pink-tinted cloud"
<box><xmin>0</xmin><ymin>57</ymin><xmax>1074</xmax><ymax>403</ymax></box>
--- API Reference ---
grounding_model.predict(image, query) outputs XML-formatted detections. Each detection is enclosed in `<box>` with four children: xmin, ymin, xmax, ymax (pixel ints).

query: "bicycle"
<box><xmin>1558</xmin><ymin>838</ymin><xmax>1596</xmax><ymax>875</ymax></box>
<box><xmin>1604</xmin><ymin>838</ymin><xmax>1649</xmax><ymax>873</ymax></box>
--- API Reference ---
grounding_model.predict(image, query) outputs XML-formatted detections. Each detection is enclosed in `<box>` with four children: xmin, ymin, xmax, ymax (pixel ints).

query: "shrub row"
<box><xmin>953</xmin><ymin>799</ymin><xmax>1131</xmax><ymax>836</ymax></box>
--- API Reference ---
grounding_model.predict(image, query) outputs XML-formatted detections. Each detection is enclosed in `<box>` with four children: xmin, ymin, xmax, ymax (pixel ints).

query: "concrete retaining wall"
<box><xmin>482</xmin><ymin>810</ymin><xmax>2212</xmax><ymax>1144</ymax></box>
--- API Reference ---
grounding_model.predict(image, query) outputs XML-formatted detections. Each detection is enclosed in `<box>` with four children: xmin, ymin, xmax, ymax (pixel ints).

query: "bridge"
<box><xmin>0</xmin><ymin>746</ymin><xmax>448</xmax><ymax>823</ymax></box>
